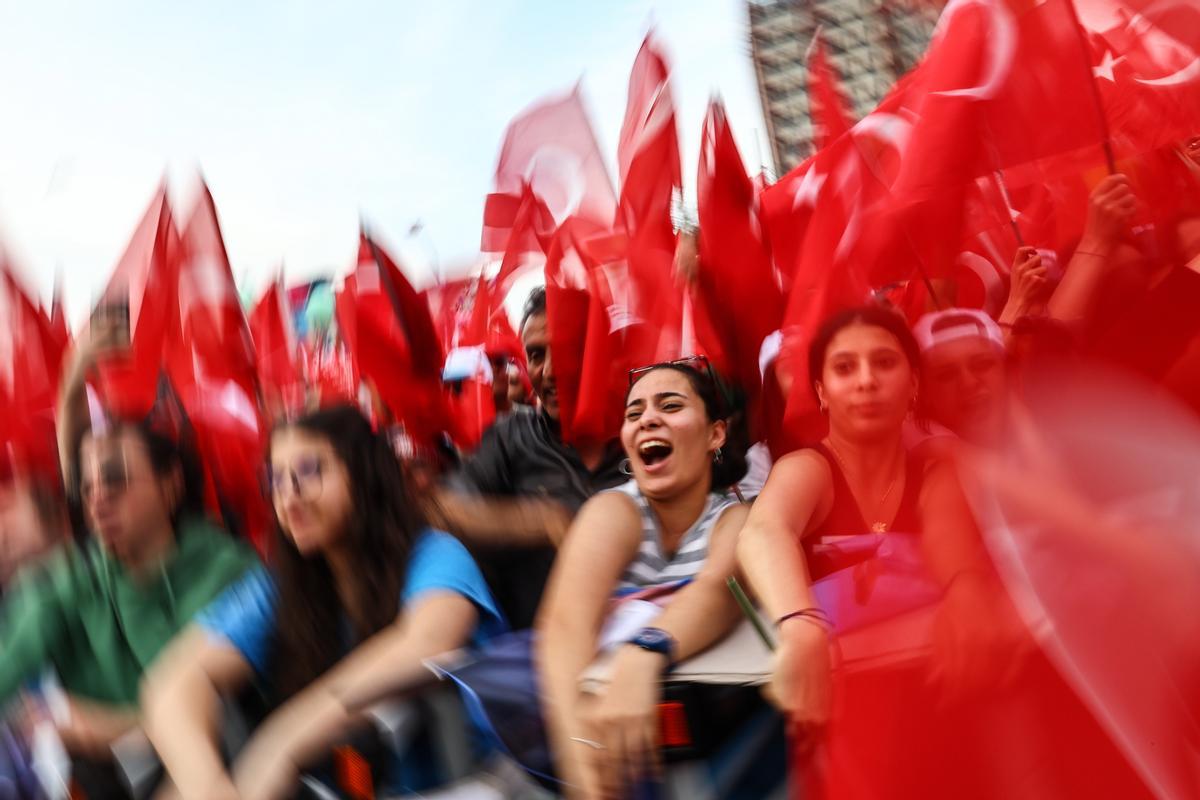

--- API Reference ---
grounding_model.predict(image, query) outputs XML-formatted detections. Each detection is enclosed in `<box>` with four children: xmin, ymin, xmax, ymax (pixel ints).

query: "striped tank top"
<box><xmin>608</xmin><ymin>480</ymin><xmax>739</xmax><ymax>592</ymax></box>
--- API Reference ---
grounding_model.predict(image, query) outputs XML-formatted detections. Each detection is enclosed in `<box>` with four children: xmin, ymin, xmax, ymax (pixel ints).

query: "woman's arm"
<box><xmin>584</xmin><ymin>503</ymin><xmax>751</xmax><ymax>794</ymax></box>
<box><xmin>919</xmin><ymin>456</ymin><xmax>1032</xmax><ymax>697</ymax></box>
<box><xmin>735</xmin><ymin>449</ymin><xmax>835</xmax><ymax>726</ymax></box>
<box><xmin>229</xmin><ymin>592</ymin><xmax>480</xmax><ymax>800</ymax></box>
<box><xmin>1047</xmin><ymin>174</ymin><xmax>1137</xmax><ymax>328</ymax></box>
<box><xmin>736</xmin><ymin>449</ymin><xmax>831</xmax><ymax>625</ymax></box>
<box><xmin>534</xmin><ymin>492</ymin><xmax>644</xmax><ymax>797</ymax></box>
<box><xmin>141</xmin><ymin>628</ymin><xmax>254</xmax><ymax>800</ymax></box>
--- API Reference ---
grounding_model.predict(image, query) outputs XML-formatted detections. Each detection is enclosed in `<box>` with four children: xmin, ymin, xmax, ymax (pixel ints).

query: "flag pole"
<box><xmin>1065</xmin><ymin>0</ymin><xmax>1117</xmax><ymax>174</ymax></box>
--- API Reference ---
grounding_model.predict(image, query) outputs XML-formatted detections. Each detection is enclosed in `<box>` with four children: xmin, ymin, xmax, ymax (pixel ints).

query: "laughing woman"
<box><xmin>536</xmin><ymin>361</ymin><xmax>750</xmax><ymax>799</ymax></box>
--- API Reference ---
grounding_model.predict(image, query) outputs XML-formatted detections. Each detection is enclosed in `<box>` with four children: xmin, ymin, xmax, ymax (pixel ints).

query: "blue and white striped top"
<box><xmin>608</xmin><ymin>481</ymin><xmax>739</xmax><ymax>592</ymax></box>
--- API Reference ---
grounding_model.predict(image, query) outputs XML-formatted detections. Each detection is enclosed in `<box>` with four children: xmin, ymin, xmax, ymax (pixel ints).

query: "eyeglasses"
<box><xmin>269</xmin><ymin>457</ymin><xmax>325</xmax><ymax>501</ymax></box>
<box><xmin>80</xmin><ymin>459</ymin><xmax>131</xmax><ymax>504</ymax></box>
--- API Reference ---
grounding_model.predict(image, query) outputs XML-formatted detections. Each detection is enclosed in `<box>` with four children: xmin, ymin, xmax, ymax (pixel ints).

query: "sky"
<box><xmin>0</xmin><ymin>0</ymin><xmax>770</xmax><ymax>325</ymax></box>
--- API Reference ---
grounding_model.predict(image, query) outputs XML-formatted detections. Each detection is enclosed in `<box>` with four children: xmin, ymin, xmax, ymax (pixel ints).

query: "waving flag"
<box><xmin>807</xmin><ymin>31</ymin><xmax>855</xmax><ymax>151</ymax></box>
<box><xmin>249</xmin><ymin>277</ymin><xmax>304</xmax><ymax>416</ymax></box>
<box><xmin>695</xmin><ymin>98</ymin><xmax>784</xmax><ymax>405</ymax></box>
<box><xmin>616</xmin><ymin>33</ymin><xmax>687</xmax><ymax>366</ymax></box>
<box><xmin>173</xmin><ymin>182</ymin><xmax>271</xmax><ymax>554</ymax></box>
<box><xmin>482</xmin><ymin>87</ymin><xmax>617</xmax><ymax>254</ymax></box>
<box><xmin>94</xmin><ymin>184</ymin><xmax>180</xmax><ymax>419</ymax></box>
<box><xmin>338</xmin><ymin>230</ymin><xmax>450</xmax><ymax>449</ymax></box>
<box><xmin>0</xmin><ymin>260</ymin><xmax>63</xmax><ymax>485</ymax></box>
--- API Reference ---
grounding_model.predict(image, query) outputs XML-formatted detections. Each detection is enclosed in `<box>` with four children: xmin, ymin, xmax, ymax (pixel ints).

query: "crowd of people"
<box><xmin>0</xmin><ymin>5</ymin><xmax>1198</xmax><ymax>798</ymax></box>
<box><xmin>1</xmin><ymin>159</ymin><xmax>1198</xmax><ymax>796</ymax></box>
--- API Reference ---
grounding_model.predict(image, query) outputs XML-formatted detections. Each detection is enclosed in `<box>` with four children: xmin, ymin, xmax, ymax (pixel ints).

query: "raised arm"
<box><xmin>534</xmin><ymin>492</ymin><xmax>643</xmax><ymax>797</ymax></box>
<box><xmin>55</xmin><ymin>315</ymin><xmax>128</xmax><ymax>486</ymax></box>
<box><xmin>1047</xmin><ymin>173</ymin><xmax>1137</xmax><ymax>328</ymax></box>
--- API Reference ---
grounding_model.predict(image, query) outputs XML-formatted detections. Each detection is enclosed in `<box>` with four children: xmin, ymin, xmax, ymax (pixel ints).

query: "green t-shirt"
<box><xmin>0</xmin><ymin>516</ymin><xmax>259</xmax><ymax>707</ymax></box>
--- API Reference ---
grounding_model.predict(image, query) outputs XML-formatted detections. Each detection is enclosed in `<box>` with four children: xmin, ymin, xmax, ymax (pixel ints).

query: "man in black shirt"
<box><xmin>437</xmin><ymin>287</ymin><xmax>625</xmax><ymax>629</ymax></box>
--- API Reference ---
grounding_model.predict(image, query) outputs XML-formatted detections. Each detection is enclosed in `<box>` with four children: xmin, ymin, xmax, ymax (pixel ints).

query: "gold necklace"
<box><xmin>825</xmin><ymin>441</ymin><xmax>900</xmax><ymax>533</ymax></box>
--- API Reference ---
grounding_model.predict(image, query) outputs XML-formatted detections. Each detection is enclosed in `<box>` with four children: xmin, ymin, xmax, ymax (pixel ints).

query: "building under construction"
<box><xmin>747</xmin><ymin>0</ymin><xmax>940</xmax><ymax>174</ymax></box>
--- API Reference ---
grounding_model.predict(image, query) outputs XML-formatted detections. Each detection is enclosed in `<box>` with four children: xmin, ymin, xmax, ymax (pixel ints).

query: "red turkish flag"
<box><xmin>695</xmin><ymin>99</ymin><xmax>785</xmax><ymax>403</ymax></box>
<box><xmin>895</xmin><ymin>0</ymin><xmax>1107</xmax><ymax>199</ymax></box>
<box><xmin>173</xmin><ymin>182</ymin><xmax>271</xmax><ymax>554</ymax></box>
<box><xmin>492</xmin><ymin>184</ymin><xmax>556</xmax><ymax>293</ymax></box>
<box><xmin>423</xmin><ymin>277</ymin><xmax>475</xmax><ymax>352</ymax></box>
<box><xmin>340</xmin><ymin>231</ymin><xmax>451</xmax><ymax>449</ymax></box>
<box><xmin>543</xmin><ymin>219</ymin><xmax>628</xmax><ymax>448</ymax></box>
<box><xmin>249</xmin><ymin>277</ymin><xmax>304</xmax><ymax>415</ymax></box>
<box><xmin>807</xmin><ymin>31</ymin><xmax>855</xmax><ymax>151</ymax></box>
<box><xmin>0</xmin><ymin>261</ymin><xmax>63</xmax><ymax>484</ymax></box>
<box><xmin>1087</xmin><ymin>5</ymin><xmax>1200</xmax><ymax>157</ymax></box>
<box><xmin>93</xmin><ymin>185</ymin><xmax>180</xmax><ymax>419</ymax></box>
<box><xmin>616</xmin><ymin>33</ymin><xmax>687</xmax><ymax>367</ymax></box>
<box><xmin>482</xmin><ymin>87</ymin><xmax>617</xmax><ymax>254</ymax></box>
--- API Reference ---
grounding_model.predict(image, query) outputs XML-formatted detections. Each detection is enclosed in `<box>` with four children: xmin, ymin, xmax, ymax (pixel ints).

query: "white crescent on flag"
<box><xmin>932</xmin><ymin>0</ymin><xmax>1018</xmax><ymax>101</ymax></box>
<box><xmin>1125</xmin><ymin>1</ymin><xmax>1200</xmax><ymax>87</ymax></box>
<box><xmin>524</xmin><ymin>145</ymin><xmax>586</xmax><ymax>226</ymax></box>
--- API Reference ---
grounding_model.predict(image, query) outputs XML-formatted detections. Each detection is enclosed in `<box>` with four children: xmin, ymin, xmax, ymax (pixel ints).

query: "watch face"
<box><xmin>633</xmin><ymin>628</ymin><xmax>673</xmax><ymax>654</ymax></box>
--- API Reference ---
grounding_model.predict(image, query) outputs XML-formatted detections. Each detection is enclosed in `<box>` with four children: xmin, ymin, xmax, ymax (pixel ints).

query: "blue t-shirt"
<box><xmin>197</xmin><ymin>529</ymin><xmax>507</xmax><ymax>677</ymax></box>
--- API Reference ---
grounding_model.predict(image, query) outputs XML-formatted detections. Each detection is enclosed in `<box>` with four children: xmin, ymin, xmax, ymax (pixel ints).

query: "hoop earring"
<box><xmin>713</xmin><ymin>447</ymin><xmax>724</xmax><ymax>465</ymax></box>
<box><xmin>619</xmin><ymin>458</ymin><xmax>633</xmax><ymax>476</ymax></box>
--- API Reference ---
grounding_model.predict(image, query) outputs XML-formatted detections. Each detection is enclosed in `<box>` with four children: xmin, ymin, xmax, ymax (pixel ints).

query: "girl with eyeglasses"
<box><xmin>143</xmin><ymin>405</ymin><xmax>506</xmax><ymax>800</ymax></box>
<box><xmin>536</xmin><ymin>360</ymin><xmax>750</xmax><ymax>799</ymax></box>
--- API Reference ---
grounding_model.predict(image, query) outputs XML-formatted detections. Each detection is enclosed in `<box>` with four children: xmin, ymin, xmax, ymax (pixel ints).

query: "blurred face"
<box><xmin>922</xmin><ymin>337</ymin><xmax>1007</xmax><ymax>441</ymax></box>
<box><xmin>507</xmin><ymin>365</ymin><xmax>528</xmax><ymax>407</ymax></box>
<box><xmin>490</xmin><ymin>355</ymin><xmax>512</xmax><ymax>414</ymax></box>
<box><xmin>621</xmin><ymin>369</ymin><xmax>725</xmax><ymax>501</ymax></box>
<box><xmin>269</xmin><ymin>428</ymin><xmax>353</xmax><ymax>556</ymax></box>
<box><xmin>80</xmin><ymin>429</ymin><xmax>179</xmax><ymax>563</ymax></box>
<box><xmin>816</xmin><ymin>324</ymin><xmax>916</xmax><ymax>441</ymax></box>
<box><xmin>0</xmin><ymin>482</ymin><xmax>57</xmax><ymax>584</ymax></box>
<box><xmin>523</xmin><ymin>313</ymin><xmax>557</xmax><ymax>419</ymax></box>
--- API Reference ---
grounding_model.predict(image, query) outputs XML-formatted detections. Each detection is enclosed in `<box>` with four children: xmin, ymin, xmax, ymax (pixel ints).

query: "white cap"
<box><xmin>913</xmin><ymin>308</ymin><xmax>1005</xmax><ymax>354</ymax></box>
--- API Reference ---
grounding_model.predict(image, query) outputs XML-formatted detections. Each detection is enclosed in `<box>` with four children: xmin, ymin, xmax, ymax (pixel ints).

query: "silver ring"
<box><xmin>570</xmin><ymin>736</ymin><xmax>606</xmax><ymax>750</ymax></box>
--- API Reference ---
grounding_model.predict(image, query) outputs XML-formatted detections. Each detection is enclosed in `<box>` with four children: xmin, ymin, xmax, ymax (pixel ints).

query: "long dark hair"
<box><xmin>625</xmin><ymin>364</ymin><xmax>749</xmax><ymax>490</ymax></box>
<box><xmin>270</xmin><ymin>405</ymin><xmax>425</xmax><ymax>699</ymax></box>
<box><xmin>807</xmin><ymin>305</ymin><xmax>921</xmax><ymax>399</ymax></box>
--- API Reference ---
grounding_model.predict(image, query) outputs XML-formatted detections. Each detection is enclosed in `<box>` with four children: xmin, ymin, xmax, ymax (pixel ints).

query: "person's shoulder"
<box><xmin>572</xmin><ymin>486</ymin><xmax>643</xmax><ymax>532</ymax></box>
<box><xmin>410</xmin><ymin>528</ymin><xmax>474</xmax><ymax>568</ymax></box>
<box><xmin>487</xmin><ymin>408</ymin><xmax>540</xmax><ymax>440</ymax></box>
<box><xmin>757</xmin><ymin>447</ymin><xmax>835</xmax><ymax>500</ymax></box>
<box><xmin>777</xmin><ymin>446</ymin><xmax>835</xmax><ymax>475</ymax></box>
<box><xmin>177</xmin><ymin>517</ymin><xmax>259</xmax><ymax>561</ymax></box>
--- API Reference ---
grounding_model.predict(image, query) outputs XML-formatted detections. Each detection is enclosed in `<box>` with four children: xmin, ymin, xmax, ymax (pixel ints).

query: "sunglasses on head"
<box><xmin>627</xmin><ymin>355</ymin><xmax>735</xmax><ymax>416</ymax></box>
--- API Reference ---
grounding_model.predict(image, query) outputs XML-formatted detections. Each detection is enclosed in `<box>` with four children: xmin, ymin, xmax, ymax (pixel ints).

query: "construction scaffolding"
<box><xmin>747</xmin><ymin>0</ymin><xmax>940</xmax><ymax>175</ymax></box>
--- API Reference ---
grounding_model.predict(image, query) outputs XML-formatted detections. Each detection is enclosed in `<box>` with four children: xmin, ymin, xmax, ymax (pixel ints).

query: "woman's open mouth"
<box><xmin>637</xmin><ymin>438</ymin><xmax>674</xmax><ymax>472</ymax></box>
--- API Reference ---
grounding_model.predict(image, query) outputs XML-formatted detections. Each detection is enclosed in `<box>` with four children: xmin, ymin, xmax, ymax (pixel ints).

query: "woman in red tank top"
<box><xmin>737</xmin><ymin>306</ymin><xmax>1035</xmax><ymax>799</ymax></box>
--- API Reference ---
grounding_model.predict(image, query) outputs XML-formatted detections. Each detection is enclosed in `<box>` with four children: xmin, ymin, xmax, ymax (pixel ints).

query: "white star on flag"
<box><xmin>1093</xmin><ymin>49</ymin><xmax>1125</xmax><ymax>82</ymax></box>
<box><xmin>790</xmin><ymin>169</ymin><xmax>826</xmax><ymax>211</ymax></box>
